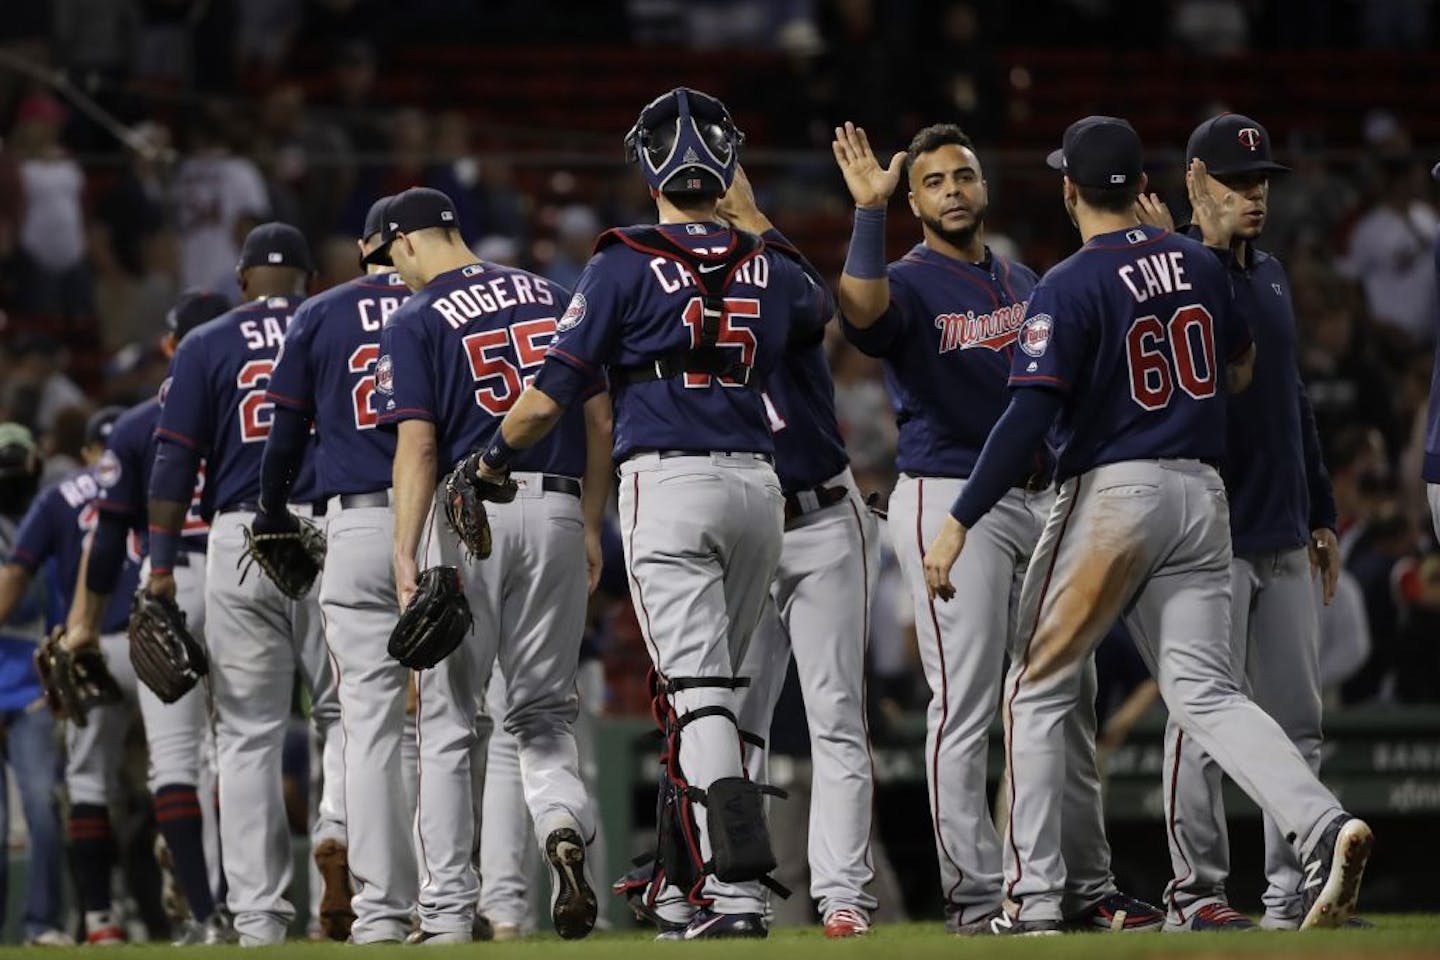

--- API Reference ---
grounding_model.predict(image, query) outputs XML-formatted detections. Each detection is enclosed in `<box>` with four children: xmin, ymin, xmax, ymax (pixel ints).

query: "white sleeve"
<box><xmin>227</xmin><ymin>159</ymin><xmax>270</xmax><ymax>220</ymax></box>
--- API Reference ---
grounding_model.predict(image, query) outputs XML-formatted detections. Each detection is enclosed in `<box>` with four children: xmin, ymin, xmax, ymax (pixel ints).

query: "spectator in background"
<box><xmin>1264</xmin><ymin>131</ymin><xmax>1359</xmax><ymax>257</ymax></box>
<box><xmin>172</xmin><ymin>107</ymin><xmax>269</xmax><ymax>293</ymax></box>
<box><xmin>255</xmin><ymin>83</ymin><xmax>354</xmax><ymax>246</ymax></box>
<box><xmin>1338</xmin><ymin>154</ymin><xmax>1438</xmax><ymax>345</ymax></box>
<box><xmin>323</xmin><ymin>40</ymin><xmax>388</xmax><ymax>156</ymax></box>
<box><xmin>1299</xmin><ymin>276</ymin><xmax>1400</xmax><ymax>460</ymax></box>
<box><xmin>1171</xmin><ymin>0</ymin><xmax>1251</xmax><ymax>53</ymax></box>
<box><xmin>919</xmin><ymin>2</ymin><xmax>1002</xmax><ymax>141</ymax></box>
<box><xmin>10</xmin><ymin>93</ymin><xmax>92</xmax><ymax>320</ymax></box>
<box><xmin>0</xmin><ymin>423</ymin><xmax>69</xmax><ymax>946</ymax></box>
<box><xmin>0</xmin><ymin>339</ymin><xmax>87</xmax><ymax>436</ymax></box>
<box><xmin>315</xmin><ymin>233</ymin><xmax>362</xmax><ymax>291</ymax></box>
<box><xmin>542</xmin><ymin>204</ymin><xmax>599</xmax><ymax>290</ymax></box>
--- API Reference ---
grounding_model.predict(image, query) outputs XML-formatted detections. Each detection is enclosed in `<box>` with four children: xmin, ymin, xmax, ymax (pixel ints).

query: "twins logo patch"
<box><xmin>375</xmin><ymin>354</ymin><xmax>395</xmax><ymax>395</ymax></box>
<box><xmin>95</xmin><ymin>449</ymin><xmax>122</xmax><ymax>490</ymax></box>
<box><xmin>1019</xmin><ymin>314</ymin><xmax>1053</xmax><ymax>358</ymax></box>
<box><xmin>558</xmin><ymin>292</ymin><xmax>587</xmax><ymax>332</ymax></box>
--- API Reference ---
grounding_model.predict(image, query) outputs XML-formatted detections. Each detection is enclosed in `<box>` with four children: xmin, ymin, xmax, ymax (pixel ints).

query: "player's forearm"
<box><xmin>1297</xmin><ymin>380</ymin><xmax>1338</xmax><ymax>531</ymax></box>
<box><xmin>1226</xmin><ymin>342</ymin><xmax>1257</xmax><ymax>394</ymax></box>
<box><xmin>0</xmin><ymin>563</ymin><xmax>32</xmax><ymax>625</ymax></box>
<box><xmin>258</xmin><ymin>405</ymin><xmax>311</xmax><ymax>514</ymax></box>
<box><xmin>72</xmin><ymin>513</ymin><xmax>127</xmax><ymax>630</ymax></box>
<box><xmin>949</xmin><ymin>389</ymin><xmax>1061</xmax><ymax>527</ymax></box>
<box><xmin>392</xmin><ymin>420</ymin><xmax>439</xmax><ymax>569</ymax></box>
<box><xmin>838</xmin><ymin>206</ymin><xmax>889</xmax><ymax>328</ymax></box>
<box><xmin>482</xmin><ymin>387</ymin><xmax>565</xmax><ymax>476</ymax></box>
<box><xmin>580</xmin><ymin>393</ymin><xmax>615</xmax><ymax>532</ymax></box>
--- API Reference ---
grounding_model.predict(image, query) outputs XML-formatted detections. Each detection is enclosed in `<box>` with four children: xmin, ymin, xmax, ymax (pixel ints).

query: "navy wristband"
<box><xmin>481</xmin><ymin>431</ymin><xmax>517</xmax><ymax>472</ymax></box>
<box><xmin>149</xmin><ymin>527</ymin><xmax>180</xmax><ymax>575</ymax></box>
<box><xmin>843</xmin><ymin>207</ymin><xmax>887</xmax><ymax>280</ymax></box>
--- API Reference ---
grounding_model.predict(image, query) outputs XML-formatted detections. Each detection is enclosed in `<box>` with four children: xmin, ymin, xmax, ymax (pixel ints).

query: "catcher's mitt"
<box><xmin>239</xmin><ymin>510</ymin><xmax>326</xmax><ymax>600</ymax></box>
<box><xmin>442</xmin><ymin>452</ymin><xmax>518</xmax><ymax>560</ymax></box>
<box><xmin>34</xmin><ymin>626</ymin><xmax>124</xmax><ymax>726</ymax></box>
<box><xmin>128</xmin><ymin>589</ymin><xmax>209</xmax><ymax>704</ymax></box>
<box><xmin>388</xmin><ymin>566</ymin><xmax>473</xmax><ymax>669</ymax></box>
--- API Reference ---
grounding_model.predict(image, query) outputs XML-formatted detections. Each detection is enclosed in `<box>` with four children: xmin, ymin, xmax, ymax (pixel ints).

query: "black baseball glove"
<box><xmin>128</xmin><ymin>589</ymin><xmax>209</xmax><ymax>704</ymax></box>
<box><xmin>239</xmin><ymin>509</ymin><xmax>326</xmax><ymax>600</ymax></box>
<box><xmin>442</xmin><ymin>452</ymin><xmax>518</xmax><ymax>560</ymax></box>
<box><xmin>388</xmin><ymin>566</ymin><xmax>473</xmax><ymax>669</ymax></box>
<box><xmin>34</xmin><ymin>626</ymin><xmax>124</xmax><ymax>726</ymax></box>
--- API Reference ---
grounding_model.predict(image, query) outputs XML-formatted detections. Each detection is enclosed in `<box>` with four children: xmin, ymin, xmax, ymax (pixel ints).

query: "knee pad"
<box><xmin>636</xmin><ymin>671</ymin><xmax>790</xmax><ymax>906</ymax></box>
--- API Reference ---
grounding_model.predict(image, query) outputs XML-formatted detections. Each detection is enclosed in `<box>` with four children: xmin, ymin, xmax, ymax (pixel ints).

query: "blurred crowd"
<box><xmin>2</xmin><ymin>0</ymin><xmax>1439</xmax><ymax>748</ymax></box>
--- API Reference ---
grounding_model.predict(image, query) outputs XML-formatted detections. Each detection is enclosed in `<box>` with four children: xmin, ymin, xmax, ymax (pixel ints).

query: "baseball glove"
<box><xmin>128</xmin><ymin>589</ymin><xmax>209</xmax><ymax>704</ymax></box>
<box><xmin>239</xmin><ymin>510</ymin><xmax>326</xmax><ymax>600</ymax></box>
<box><xmin>34</xmin><ymin>626</ymin><xmax>124</xmax><ymax>726</ymax></box>
<box><xmin>442</xmin><ymin>452</ymin><xmax>518</xmax><ymax>560</ymax></box>
<box><xmin>388</xmin><ymin>566</ymin><xmax>473</xmax><ymax>669</ymax></box>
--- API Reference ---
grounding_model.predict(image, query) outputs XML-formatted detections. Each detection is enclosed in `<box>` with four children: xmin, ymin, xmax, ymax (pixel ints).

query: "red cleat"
<box><xmin>824</xmin><ymin>908</ymin><xmax>871</xmax><ymax>938</ymax></box>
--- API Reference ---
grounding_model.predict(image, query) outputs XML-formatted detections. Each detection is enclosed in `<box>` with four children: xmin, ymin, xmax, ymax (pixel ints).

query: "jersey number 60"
<box><xmin>1125</xmin><ymin>304</ymin><xmax>1217</xmax><ymax>411</ymax></box>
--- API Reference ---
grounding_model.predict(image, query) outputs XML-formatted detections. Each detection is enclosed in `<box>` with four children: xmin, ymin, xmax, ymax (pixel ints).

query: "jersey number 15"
<box><xmin>1125</xmin><ymin>304</ymin><xmax>1217</xmax><ymax>411</ymax></box>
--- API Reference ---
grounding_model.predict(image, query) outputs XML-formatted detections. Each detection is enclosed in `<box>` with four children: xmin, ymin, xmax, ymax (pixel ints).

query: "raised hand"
<box><xmin>1134</xmin><ymin>193</ymin><xmax>1174</xmax><ymax>231</ymax></box>
<box><xmin>832</xmin><ymin>121</ymin><xmax>906</xmax><ymax>209</ymax></box>
<box><xmin>717</xmin><ymin>164</ymin><xmax>772</xmax><ymax>234</ymax></box>
<box><xmin>1185</xmin><ymin>158</ymin><xmax>1241</xmax><ymax>248</ymax></box>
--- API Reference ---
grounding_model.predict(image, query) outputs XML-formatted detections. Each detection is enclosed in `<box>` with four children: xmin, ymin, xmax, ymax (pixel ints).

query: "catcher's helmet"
<box><xmin>624</xmin><ymin>87</ymin><xmax>744</xmax><ymax>198</ymax></box>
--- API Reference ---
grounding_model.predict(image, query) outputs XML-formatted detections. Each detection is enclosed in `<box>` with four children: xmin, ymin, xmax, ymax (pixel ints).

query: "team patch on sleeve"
<box><xmin>1019</xmin><ymin>313</ymin><xmax>1053</xmax><ymax>358</ymax></box>
<box><xmin>96</xmin><ymin>450</ymin><xmax>122</xmax><ymax>489</ymax></box>
<box><xmin>376</xmin><ymin>355</ymin><xmax>394</xmax><ymax>395</ymax></box>
<box><xmin>557</xmin><ymin>292</ymin><xmax>587</xmax><ymax>332</ymax></box>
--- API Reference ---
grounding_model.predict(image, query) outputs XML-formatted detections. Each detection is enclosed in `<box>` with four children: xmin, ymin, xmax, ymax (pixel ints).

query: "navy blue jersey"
<box><xmin>7</xmin><ymin>468</ymin><xmax>140</xmax><ymax>634</ymax></box>
<box><xmin>267</xmin><ymin>272</ymin><xmax>409</xmax><ymax>497</ymax></box>
<box><xmin>96</xmin><ymin>396</ymin><xmax>210</xmax><ymax>551</ymax></box>
<box><xmin>1192</xmin><ymin>234</ymin><xmax>1335</xmax><ymax>554</ymax></box>
<box><xmin>1425</xmin><ymin>235</ymin><xmax>1440</xmax><ymax>484</ymax></box>
<box><xmin>543</xmin><ymin>222</ymin><xmax>832</xmax><ymax>462</ymax></box>
<box><xmin>765</xmin><ymin>345</ymin><xmax>849</xmax><ymax>493</ymax></box>
<box><xmin>1010</xmin><ymin>226</ymin><xmax>1250</xmax><ymax>481</ymax></box>
<box><xmin>377</xmin><ymin>262</ymin><xmax>588</xmax><ymax>476</ymax></box>
<box><xmin>156</xmin><ymin>296</ymin><xmax>319</xmax><ymax>514</ymax></box>
<box><xmin>842</xmin><ymin>244</ymin><xmax>1039</xmax><ymax>479</ymax></box>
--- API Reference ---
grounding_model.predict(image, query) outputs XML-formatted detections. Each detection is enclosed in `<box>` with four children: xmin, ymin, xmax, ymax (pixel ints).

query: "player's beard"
<box><xmin>920</xmin><ymin>201</ymin><xmax>987</xmax><ymax>251</ymax></box>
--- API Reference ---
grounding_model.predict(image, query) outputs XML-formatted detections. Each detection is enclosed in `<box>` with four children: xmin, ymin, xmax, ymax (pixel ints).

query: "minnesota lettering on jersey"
<box><xmin>934</xmin><ymin>301</ymin><xmax>1028</xmax><ymax>353</ymax></box>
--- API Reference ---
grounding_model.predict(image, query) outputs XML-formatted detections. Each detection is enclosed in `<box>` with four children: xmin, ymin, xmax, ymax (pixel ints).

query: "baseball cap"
<box><xmin>1186</xmin><ymin>113</ymin><xmax>1289</xmax><ymax>177</ymax></box>
<box><xmin>85</xmin><ymin>406</ymin><xmax>125</xmax><ymax>448</ymax></box>
<box><xmin>1046</xmin><ymin>116</ymin><xmax>1144</xmax><ymax>188</ymax></box>
<box><xmin>237</xmin><ymin>222</ymin><xmax>315</xmax><ymax>273</ymax></box>
<box><xmin>362</xmin><ymin>188</ymin><xmax>460</xmax><ymax>266</ymax></box>
<box><xmin>362</xmin><ymin>195</ymin><xmax>392</xmax><ymax>244</ymax></box>
<box><xmin>165</xmin><ymin>290</ymin><xmax>231</xmax><ymax>340</ymax></box>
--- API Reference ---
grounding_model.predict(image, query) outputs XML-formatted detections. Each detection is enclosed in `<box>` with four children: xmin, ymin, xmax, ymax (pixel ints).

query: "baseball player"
<box><xmin>61</xmin><ymin>292</ymin><xmax>232</xmax><ymax>945</ymax></box>
<box><xmin>835</xmin><ymin>120</ymin><xmax>1158</xmax><ymax>934</ymax></box>
<box><xmin>256</xmin><ymin>196</ymin><xmax>415</xmax><ymax>944</ymax></box>
<box><xmin>1</xmin><ymin>407</ymin><xmax>138</xmax><ymax>943</ymax></box>
<box><xmin>145</xmin><ymin>223</ymin><xmax>347</xmax><ymax>946</ymax></box>
<box><xmin>1426</xmin><ymin>161</ymin><xmax>1440</xmax><ymax>543</ymax></box>
<box><xmin>374</xmin><ymin>186</ymin><xmax>608</xmax><ymax>943</ymax></box>
<box><xmin>923</xmin><ymin>115</ymin><xmax>1373</xmax><ymax>934</ymax></box>
<box><xmin>1142</xmin><ymin>115</ymin><xmax>1342</xmax><ymax>931</ymax></box>
<box><xmin>475</xmin><ymin>88</ymin><xmax>829</xmax><ymax>940</ymax></box>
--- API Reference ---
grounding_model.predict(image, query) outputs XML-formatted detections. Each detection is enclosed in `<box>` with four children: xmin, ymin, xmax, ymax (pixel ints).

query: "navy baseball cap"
<box><xmin>363</xmin><ymin>187</ymin><xmax>459</xmax><ymax>266</ymax></box>
<box><xmin>165</xmin><ymin>290</ymin><xmax>231</xmax><ymax>340</ymax></box>
<box><xmin>237</xmin><ymin>222</ymin><xmax>314</xmax><ymax>273</ymax></box>
<box><xmin>1187</xmin><ymin>113</ymin><xmax>1288</xmax><ymax>177</ymax></box>
<box><xmin>362</xmin><ymin>194</ymin><xmax>392</xmax><ymax>243</ymax></box>
<box><xmin>84</xmin><ymin>406</ymin><xmax>125</xmax><ymax>448</ymax></box>
<box><xmin>1047</xmin><ymin>116</ymin><xmax>1144</xmax><ymax>188</ymax></box>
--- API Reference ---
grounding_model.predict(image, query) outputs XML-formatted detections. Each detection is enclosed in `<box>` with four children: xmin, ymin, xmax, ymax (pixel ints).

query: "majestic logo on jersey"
<box><xmin>1019</xmin><ymin>313</ymin><xmax>1053</xmax><ymax>358</ymax></box>
<box><xmin>558</xmin><ymin>292</ymin><xmax>587</xmax><ymax>332</ymax></box>
<box><xmin>375</xmin><ymin>354</ymin><xmax>395</xmax><ymax>395</ymax></box>
<box><xmin>95</xmin><ymin>449</ymin><xmax>122</xmax><ymax>490</ymax></box>
<box><xmin>1237</xmin><ymin>127</ymin><xmax>1262</xmax><ymax>151</ymax></box>
<box><xmin>934</xmin><ymin>302</ymin><xmax>1028</xmax><ymax>353</ymax></box>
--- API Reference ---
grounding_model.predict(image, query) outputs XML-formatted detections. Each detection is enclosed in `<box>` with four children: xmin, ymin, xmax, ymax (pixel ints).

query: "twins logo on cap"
<box><xmin>1238</xmin><ymin>127</ymin><xmax>1262</xmax><ymax>151</ymax></box>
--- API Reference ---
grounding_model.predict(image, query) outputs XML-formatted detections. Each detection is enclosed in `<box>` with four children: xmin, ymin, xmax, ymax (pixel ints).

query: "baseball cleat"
<box><xmin>988</xmin><ymin>912</ymin><xmax>1064</xmax><ymax>936</ymax></box>
<box><xmin>823</xmin><ymin>907</ymin><xmax>871</xmax><ymax>938</ymax></box>
<box><xmin>471</xmin><ymin>914</ymin><xmax>494</xmax><ymax>941</ymax></box>
<box><xmin>1173</xmin><ymin>903</ymin><xmax>1258</xmax><ymax>931</ymax></box>
<box><xmin>1068</xmin><ymin>891</ymin><xmax>1165</xmax><ymax>932</ymax></box>
<box><xmin>201</xmin><ymin>912</ymin><xmax>239</xmax><ymax>945</ymax></box>
<box><xmin>1300</xmin><ymin>815</ymin><xmax>1373</xmax><ymax>930</ymax></box>
<box><xmin>545</xmin><ymin>827</ymin><xmax>598</xmax><ymax>940</ymax></box>
<box><xmin>614</xmin><ymin>865</ymin><xmax>692</xmax><ymax>934</ymax></box>
<box><xmin>84</xmin><ymin>925</ymin><xmax>126</xmax><ymax>946</ymax></box>
<box><xmin>678</xmin><ymin>908</ymin><xmax>768</xmax><ymax>940</ymax></box>
<box><xmin>313</xmin><ymin>838</ymin><xmax>357</xmax><ymax>941</ymax></box>
<box><xmin>491</xmin><ymin>922</ymin><xmax>522</xmax><ymax>942</ymax></box>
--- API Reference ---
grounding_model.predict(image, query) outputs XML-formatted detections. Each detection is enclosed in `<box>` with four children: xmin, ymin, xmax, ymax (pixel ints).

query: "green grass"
<box><xmin>2</xmin><ymin>916</ymin><xmax>1437</xmax><ymax>959</ymax></box>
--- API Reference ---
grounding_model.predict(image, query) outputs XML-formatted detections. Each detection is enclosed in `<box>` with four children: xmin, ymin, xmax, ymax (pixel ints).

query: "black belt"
<box><xmin>656</xmin><ymin>450</ymin><xmax>774</xmax><ymax>464</ymax></box>
<box><xmin>1014</xmin><ymin>471</ymin><xmax>1050</xmax><ymax>493</ymax></box>
<box><xmin>533</xmin><ymin>475</ymin><xmax>582</xmax><ymax>498</ymax></box>
<box><xmin>783</xmin><ymin>484</ymin><xmax>848</xmax><ymax>523</ymax></box>
<box><xmin>216</xmin><ymin>500</ymin><xmax>328</xmax><ymax>517</ymax></box>
<box><xmin>338</xmin><ymin>491</ymin><xmax>390</xmax><ymax>509</ymax></box>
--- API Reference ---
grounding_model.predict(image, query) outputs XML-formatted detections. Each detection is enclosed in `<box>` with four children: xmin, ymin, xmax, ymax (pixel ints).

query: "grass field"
<box><xmin>3</xmin><ymin>916</ymin><xmax>1437</xmax><ymax>959</ymax></box>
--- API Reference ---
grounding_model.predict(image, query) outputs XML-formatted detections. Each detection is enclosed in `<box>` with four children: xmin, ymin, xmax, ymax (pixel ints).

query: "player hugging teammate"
<box><xmin>19</xmin><ymin>87</ymin><xmax>1379</xmax><ymax>946</ymax></box>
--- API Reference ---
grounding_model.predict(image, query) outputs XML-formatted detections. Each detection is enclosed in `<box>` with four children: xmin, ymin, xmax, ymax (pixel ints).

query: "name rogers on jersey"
<box><xmin>933</xmin><ymin>301</ymin><xmax>1028</xmax><ymax>354</ymax></box>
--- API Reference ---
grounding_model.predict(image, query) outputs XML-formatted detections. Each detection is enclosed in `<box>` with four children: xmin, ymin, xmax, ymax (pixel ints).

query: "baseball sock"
<box><xmin>154</xmin><ymin>784</ymin><xmax>217</xmax><ymax>921</ymax></box>
<box><xmin>68</xmin><ymin>803</ymin><xmax>116</xmax><ymax>916</ymax></box>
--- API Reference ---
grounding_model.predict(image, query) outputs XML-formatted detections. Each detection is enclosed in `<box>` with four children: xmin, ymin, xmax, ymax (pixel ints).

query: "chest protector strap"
<box><xmin>599</xmin><ymin>227</ymin><xmax>765</xmax><ymax>389</ymax></box>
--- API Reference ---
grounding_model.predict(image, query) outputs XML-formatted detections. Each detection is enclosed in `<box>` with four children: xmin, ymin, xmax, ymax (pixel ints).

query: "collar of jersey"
<box><xmin>428</xmin><ymin>262</ymin><xmax>488</xmax><ymax>288</ymax></box>
<box><xmin>656</xmin><ymin>221</ymin><xmax>729</xmax><ymax>241</ymax></box>
<box><xmin>910</xmin><ymin>242</ymin><xmax>995</xmax><ymax>273</ymax></box>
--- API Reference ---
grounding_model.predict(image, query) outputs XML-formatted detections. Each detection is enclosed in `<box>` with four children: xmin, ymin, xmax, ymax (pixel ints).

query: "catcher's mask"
<box><xmin>624</xmin><ymin>87</ymin><xmax>744</xmax><ymax>199</ymax></box>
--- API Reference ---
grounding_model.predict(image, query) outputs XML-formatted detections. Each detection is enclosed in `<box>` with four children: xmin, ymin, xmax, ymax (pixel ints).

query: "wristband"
<box><xmin>149</xmin><ymin>526</ymin><xmax>179</xmax><ymax>575</ymax></box>
<box><xmin>481</xmin><ymin>430</ymin><xmax>517</xmax><ymax>473</ymax></box>
<box><xmin>842</xmin><ymin>206</ymin><xmax>887</xmax><ymax>280</ymax></box>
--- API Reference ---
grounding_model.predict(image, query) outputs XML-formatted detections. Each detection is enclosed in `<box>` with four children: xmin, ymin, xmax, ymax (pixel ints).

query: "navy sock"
<box><xmin>68</xmin><ymin>803</ymin><xmax>115</xmax><ymax>913</ymax></box>
<box><xmin>154</xmin><ymin>784</ymin><xmax>217</xmax><ymax>921</ymax></box>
